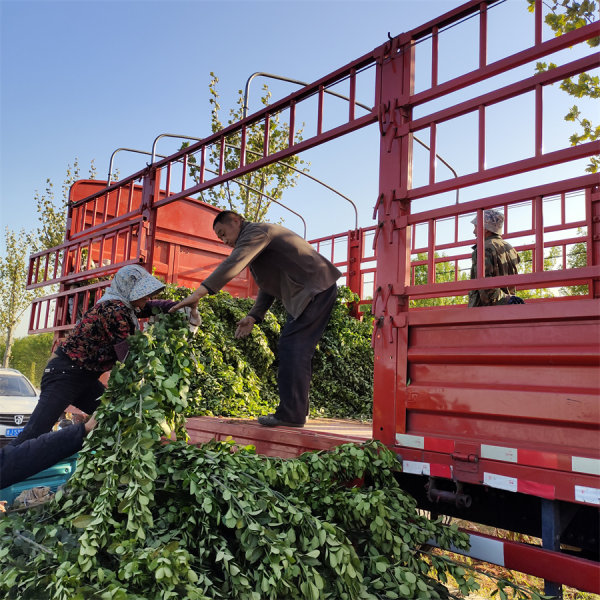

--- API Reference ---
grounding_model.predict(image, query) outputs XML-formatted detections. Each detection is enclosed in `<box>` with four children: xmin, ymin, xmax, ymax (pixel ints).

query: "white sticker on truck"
<box><xmin>572</xmin><ymin>456</ymin><xmax>600</xmax><ymax>476</ymax></box>
<box><xmin>574</xmin><ymin>485</ymin><xmax>600</xmax><ymax>505</ymax></box>
<box><xmin>402</xmin><ymin>461</ymin><xmax>430</xmax><ymax>476</ymax></box>
<box><xmin>483</xmin><ymin>472</ymin><xmax>518</xmax><ymax>492</ymax></box>
<box><xmin>481</xmin><ymin>444</ymin><xmax>518</xmax><ymax>463</ymax></box>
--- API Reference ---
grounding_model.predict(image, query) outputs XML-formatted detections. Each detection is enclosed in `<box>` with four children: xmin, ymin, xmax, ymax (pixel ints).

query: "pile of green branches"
<box><xmin>0</xmin><ymin>313</ymin><xmax>545</xmax><ymax>600</ymax></box>
<box><xmin>162</xmin><ymin>285</ymin><xmax>374</xmax><ymax>420</ymax></box>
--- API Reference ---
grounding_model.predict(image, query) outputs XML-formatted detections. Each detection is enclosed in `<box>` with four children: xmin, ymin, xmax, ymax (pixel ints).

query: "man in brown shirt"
<box><xmin>171</xmin><ymin>211</ymin><xmax>341</xmax><ymax>427</ymax></box>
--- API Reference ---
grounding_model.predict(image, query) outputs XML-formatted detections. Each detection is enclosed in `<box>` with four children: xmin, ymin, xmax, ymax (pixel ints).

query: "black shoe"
<box><xmin>257</xmin><ymin>415</ymin><xmax>304</xmax><ymax>428</ymax></box>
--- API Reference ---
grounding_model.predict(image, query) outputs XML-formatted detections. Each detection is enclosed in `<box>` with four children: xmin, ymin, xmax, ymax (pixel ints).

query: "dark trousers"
<box><xmin>275</xmin><ymin>284</ymin><xmax>337</xmax><ymax>424</ymax></box>
<box><xmin>0</xmin><ymin>424</ymin><xmax>85</xmax><ymax>489</ymax></box>
<box><xmin>10</xmin><ymin>353</ymin><xmax>104</xmax><ymax>447</ymax></box>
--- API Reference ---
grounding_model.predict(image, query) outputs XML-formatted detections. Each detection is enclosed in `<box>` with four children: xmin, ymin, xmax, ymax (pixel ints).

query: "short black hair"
<box><xmin>213</xmin><ymin>210</ymin><xmax>243</xmax><ymax>228</ymax></box>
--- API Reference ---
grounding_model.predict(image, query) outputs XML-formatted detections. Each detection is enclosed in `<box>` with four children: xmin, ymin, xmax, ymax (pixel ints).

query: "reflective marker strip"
<box><xmin>484</xmin><ymin>473</ymin><xmax>555</xmax><ymax>499</ymax></box>
<box><xmin>518</xmin><ymin>448</ymin><xmax>559</xmax><ymax>469</ymax></box>
<box><xmin>572</xmin><ymin>456</ymin><xmax>600</xmax><ymax>476</ymax></box>
<box><xmin>430</xmin><ymin>463</ymin><xmax>452</xmax><ymax>478</ymax></box>
<box><xmin>395</xmin><ymin>434</ymin><xmax>424</xmax><ymax>449</ymax></box>
<box><xmin>402</xmin><ymin>460</ymin><xmax>429</xmax><ymax>475</ymax></box>
<box><xmin>396</xmin><ymin>434</ymin><xmax>455</xmax><ymax>453</ymax></box>
<box><xmin>464</xmin><ymin>534</ymin><xmax>506</xmax><ymax>566</ymax></box>
<box><xmin>402</xmin><ymin>460</ymin><xmax>452</xmax><ymax>478</ymax></box>
<box><xmin>428</xmin><ymin>534</ymin><xmax>506</xmax><ymax>567</ymax></box>
<box><xmin>518</xmin><ymin>479</ymin><xmax>555</xmax><ymax>499</ymax></box>
<box><xmin>575</xmin><ymin>485</ymin><xmax>600</xmax><ymax>505</ymax></box>
<box><xmin>425</xmin><ymin>437</ymin><xmax>456</xmax><ymax>453</ymax></box>
<box><xmin>437</xmin><ymin>532</ymin><xmax>600</xmax><ymax>592</ymax></box>
<box><xmin>398</xmin><ymin>437</ymin><xmax>599</xmax><ymax>488</ymax></box>
<box><xmin>483</xmin><ymin>472</ymin><xmax>518</xmax><ymax>492</ymax></box>
<box><xmin>481</xmin><ymin>444</ymin><xmax>517</xmax><ymax>463</ymax></box>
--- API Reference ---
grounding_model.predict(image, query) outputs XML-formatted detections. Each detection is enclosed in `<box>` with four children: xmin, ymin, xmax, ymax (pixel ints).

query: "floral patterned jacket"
<box><xmin>59</xmin><ymin>299</ymin><xmax>175</xmax><ymax>372</ymax></box>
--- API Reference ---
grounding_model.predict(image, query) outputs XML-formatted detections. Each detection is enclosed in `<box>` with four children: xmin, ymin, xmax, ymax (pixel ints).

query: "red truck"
<box><xmin>26</xmin><ymin>0</ymin><xmax>599</xmax><ymax>594</ymax></box>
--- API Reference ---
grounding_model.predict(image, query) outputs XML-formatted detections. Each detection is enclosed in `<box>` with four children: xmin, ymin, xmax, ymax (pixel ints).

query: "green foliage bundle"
<box><xmin>0</xmin><ymin>312</ymin><xmax>544</xmax><ymax>600</ymax></box>
<box><xmin>162</xmin><ymin>285</ymin><xmax>374</xmax><ymax>421</ymax></box>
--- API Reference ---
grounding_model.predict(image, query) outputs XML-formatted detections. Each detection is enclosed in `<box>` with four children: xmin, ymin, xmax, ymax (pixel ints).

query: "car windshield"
<box><xmin>0</xmin><ymin>374</ymin><xmax>36</xmax><ymax>397</ymax></box>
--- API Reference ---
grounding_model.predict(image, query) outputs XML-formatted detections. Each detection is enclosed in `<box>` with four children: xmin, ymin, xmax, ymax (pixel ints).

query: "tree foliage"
<box><xmin>410</xmin><ymin>252</ymin><xmax>468</xmax><ymax>308</ymax></box>
<box><xmin>186</xmin><ymin>73</ymin><xmax>307</xmax><ymax>222</ymax></box>
<box><xmin>528</xmin><ymin>0</ymin><xmax>599</xmax><ymax>172</ymax></box>
<box><xmin>516</xmin><ymin>245</ymin><xmax>563</xmax><ymax>299</ymax></box>
<box><xmin>2</xmin><ymin>159</ymin><xmax>97</xmax><ymax>371</ymax></box>
<box><xmin>0</xmin><ymin>333</ymin><xmax>53</xmax><ymax>387</ymax></box>
<box><xmin>0</xmin><ymin>228</ymin><xmax>37</xmax><ymax>368</ymax></box>
<box><xmin>560</xmin><ymin>227</ymin><xmax>589</xmax><ymax>295</ymax></box>
<box><xmin>32</xmin><ymin>158</ymin><xmax>97</xmax><ymax>253</ymax></box>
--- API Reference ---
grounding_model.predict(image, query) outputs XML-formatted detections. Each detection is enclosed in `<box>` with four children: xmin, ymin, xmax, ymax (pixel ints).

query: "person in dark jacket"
<box><xmin>0</xmin><ymin>415</ymin><xmax>97</xmax><ymax>490</ymax></box>
<box><xmin>170</xmin><ymin>211</ymin><xmax>341</xmax><ymax>428</ymax></box>
<box><xmin>10</xmin><ymin>264</ymin><xmax>199</xmax><ymax>446</ymax></box>
<box><xmin>468</xmin><ymin>209</ymin><xmax>521</xmax><ymax>307</ymax></box>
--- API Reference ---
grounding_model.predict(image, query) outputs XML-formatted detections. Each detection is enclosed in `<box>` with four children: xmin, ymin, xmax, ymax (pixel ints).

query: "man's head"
<box><xmin>471</xmin><ymin>209</ymin><xmax>504</xmax><ymax>236</ymax></box>
<box><xmin>213</xmin><ymin>211</ymin><xmax>244</xmax><ymax>248</ymax></box>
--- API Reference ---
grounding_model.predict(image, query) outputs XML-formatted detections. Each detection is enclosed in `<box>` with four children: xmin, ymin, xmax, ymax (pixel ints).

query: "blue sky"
<box><xmin>0</xmin><ymin>0</ymin><xmax>597</xmax><ymax>263</ymax></box>
<box><xmin>1</xmin><ymin>0</ymin><xmax>464</xmax><ymax>235</ymax></box>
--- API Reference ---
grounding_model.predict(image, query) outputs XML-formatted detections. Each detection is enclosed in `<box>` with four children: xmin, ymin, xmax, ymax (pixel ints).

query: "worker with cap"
<box><xmin>9</xmin><ymin>264</ymin><xmax>200</xmax><ymax>446</ymax></box>
<box><xmin>468</xmin><ymin>209</ymin><xmax>521</xmax><ymax>307</ymax></box>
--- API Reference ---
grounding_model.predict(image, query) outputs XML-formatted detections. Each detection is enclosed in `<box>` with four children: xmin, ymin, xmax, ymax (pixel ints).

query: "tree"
<box><xmin>32</xmin><ymin>158</ymin><xmax>97</xmax><ymax>252</ymax></box>
<box><xmin>410</xmin><ymin>252</ymin><xmax>468</xmax><ymax>307</ymax></box>
<box><xmin>561</xmin><ymin>227</ymin><xmax>589</xmax><ymax>295</ymax></box>
<box><xmin>3</xmin><ymin>160</ymin><xmax>96</xmax><ymax>373</ymax></box>
<box><xmin>0</xmin><ymin>228</ymin><xmax>37</xmax><ymax>367</ymax></box>
<box><xmin>0</xmin><ymin>332</ymin><xmax>53</xmax><ymax>386</ymax></box>
<box><xmin>528</xmin><ymin>0</ymin><xmax>599</xmax><ymax>172</ymax></box>
<box><xmin>516</xmin><ymin>245</ymin><xmax>563</xmax><ymax>299</ymax></box>
<box><xmin>186</xmin><ymin>73</ymin><xmax>307</xmax><ymax>221</ymax></box>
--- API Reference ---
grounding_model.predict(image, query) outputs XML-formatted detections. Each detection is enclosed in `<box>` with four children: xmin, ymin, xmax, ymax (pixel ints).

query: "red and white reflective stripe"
<box><xmin>398</xmin><ymin>437</ymin><xmax>599</xmax><ymax>476</ymax></box>
<box><xmin>430</xmin><ymin>531</ymin><xmax>600</xmax><ymax>593</ymax></box>
<box><xmin>396</xmin><ymin>436</ymin><xmax>600</xmax><ymax>504</ymax></box>
<box><xmin>481</xmin><ymin>444</ymin><xmax>600</xmax><ymax>474</ymax></box>
<box><xmin>454</xmin><ymin>533</ymin><xmax>506</xmax><ymax>566</ymax></box>
<box><xmin>483</xmin><ymin>472</ymin><xmax>556</xmax><ymax>499</ymax></box>
<box><xmin>402</xmin><ymin>460</ymin><xmax>451</xmax><ymax>478</ymax></box>
<box><xmin>482</xmin><ymin>443</ymin><xmax>561</xmax><ymax>469</ymax></box>
<box><xmin>396</xmin><ymin>433</ymin><xmax>455</xmax><ymax>453</ymax></box>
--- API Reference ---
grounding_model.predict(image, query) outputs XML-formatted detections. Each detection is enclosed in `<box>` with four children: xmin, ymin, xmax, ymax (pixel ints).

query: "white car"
<box><xmin>0</xmin><ymin>368</ymin><xmax>39</xmax><ymax>443</ymax></box>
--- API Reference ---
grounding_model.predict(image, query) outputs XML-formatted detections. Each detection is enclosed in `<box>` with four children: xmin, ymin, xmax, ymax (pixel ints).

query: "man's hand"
<box><xmin>235</xmin><ymin>315</ymin><xmax>256</xmax><ymax>339</ymax></box>
<box><xmin>187</xmin><ymin>306</ymin><xmax>202</xmax><ymax>334</ymax></box>
<box><xmin>84</xmin><ymin>413</ymin><xmax>98</xmax><ymax>435</ymax></box>
<box><xmin>168</xmin><ymin>285</ymin><xmax>208</xmax><ymax>313</ymax></box>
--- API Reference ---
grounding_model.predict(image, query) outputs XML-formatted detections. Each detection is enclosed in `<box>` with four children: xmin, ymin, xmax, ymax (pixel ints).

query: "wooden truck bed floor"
<box><xmin>185</xmin><ymin>416</ymin><xmax>372</xmax><ymax>458</ymax></box>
